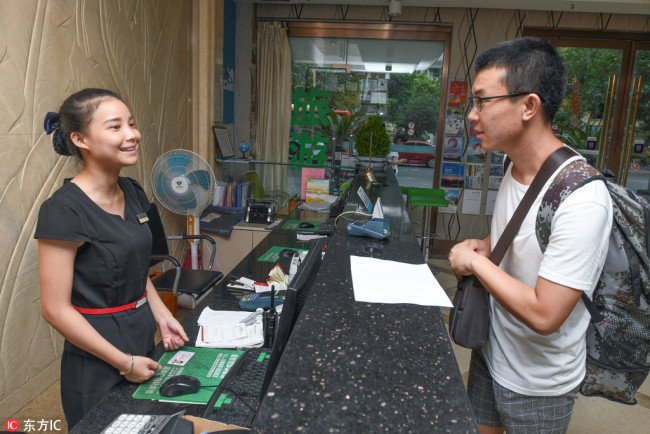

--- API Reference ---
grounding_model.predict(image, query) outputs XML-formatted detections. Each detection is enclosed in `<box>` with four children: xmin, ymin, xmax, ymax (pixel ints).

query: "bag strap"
<box><xmin>490</xmin><ymin>146</ymin><xmax>577</xmax><ymax>265</ymax></box>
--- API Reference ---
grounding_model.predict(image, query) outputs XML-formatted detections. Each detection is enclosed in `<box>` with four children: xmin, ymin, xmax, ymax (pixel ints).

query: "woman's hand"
<box><xmin>159</xmin><ymin>317</ymin><xmax>189</xmax><ymax>351</ymax></box>
<box><xmin>123</xmin><ymin>355</ymin><xmax>161</xmax><ymax>383</ymax></box>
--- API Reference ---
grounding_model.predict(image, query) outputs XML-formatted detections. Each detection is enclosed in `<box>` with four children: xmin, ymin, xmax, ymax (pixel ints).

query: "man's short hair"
<box><xmin>474</xmin><ymin>37</ymin><xmax>567</xmax><ymax>123</ymax></box>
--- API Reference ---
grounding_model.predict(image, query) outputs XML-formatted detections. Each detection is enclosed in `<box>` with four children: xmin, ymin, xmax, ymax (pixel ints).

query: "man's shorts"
<box><xmin>467</xmin><ymin>350</ymin><xmax>578</xmax><ymax>433</ymax></box>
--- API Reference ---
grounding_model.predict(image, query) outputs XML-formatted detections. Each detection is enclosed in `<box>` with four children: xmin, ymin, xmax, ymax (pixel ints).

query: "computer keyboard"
<box><xmin>316</xmin><ymin>216</ymin><xmax>336</xmax><ymax>235</ymax></box>
<box><xmin>210</xmin><ymin>348</ymin><xmax>270</xmax><ymax>426</ymax></box>
<box><xmin>101</xmin><ymin>413</ymin><xmax>171</xmax><ymax>434</ymax></box>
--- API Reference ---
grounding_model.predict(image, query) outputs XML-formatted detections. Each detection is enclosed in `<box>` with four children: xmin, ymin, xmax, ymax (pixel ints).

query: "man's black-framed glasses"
<box><xmin>468</xmin><ymin>92</ymin><xmax>532</xmax><ymax>112</ymax></box>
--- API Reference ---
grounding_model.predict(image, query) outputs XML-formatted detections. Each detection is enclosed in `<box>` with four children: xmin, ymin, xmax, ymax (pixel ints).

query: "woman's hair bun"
<box><xmin>52</xmin><ymin>130</ymin><xmax>72</xmax><ymax>156</ymax></box>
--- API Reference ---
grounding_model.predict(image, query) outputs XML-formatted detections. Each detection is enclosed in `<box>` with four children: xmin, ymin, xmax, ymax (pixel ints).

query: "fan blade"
<box><xmin>176</xmin><ymin>190</ymin><xmax>198</xmax><ymax>210</ymax></box>
<box><xmin>166</xmin><ymin>153</ymin><xmax>192</xmax><ymax>177</ymax></box>
<box><xmin>155</xmin><ymin>171</ymin><xmax>174</xmax><ymax>198</ymax></box>
<box><xmin>189</xmin><ymin>183</ymin><xmax>211</xmax><ymax>211</ymax></box>
<box><xmin>186</xmin><ymin>170</ymin><xmax>212</xmax><ymax>190</ymax></box>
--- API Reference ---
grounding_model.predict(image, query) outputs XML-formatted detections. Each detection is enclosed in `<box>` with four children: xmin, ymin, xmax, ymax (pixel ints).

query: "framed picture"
<box><xmin>213</xmin><ymin>125</ymin><xmax>234</xmax><ymax>159</ymax></box>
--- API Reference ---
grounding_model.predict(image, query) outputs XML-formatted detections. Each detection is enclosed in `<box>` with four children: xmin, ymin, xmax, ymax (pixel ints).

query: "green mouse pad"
<box><xmin>132</xmin><ymin>347</ymin><xmax>244</xmax><ymax>404</ymax></box>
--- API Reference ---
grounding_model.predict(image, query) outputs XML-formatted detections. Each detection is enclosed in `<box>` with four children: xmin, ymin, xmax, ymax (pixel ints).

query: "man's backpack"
<box><xmin>537</xmin><ymin>157</ymin><xmax>650</xmax><ymax>404</ymax></box>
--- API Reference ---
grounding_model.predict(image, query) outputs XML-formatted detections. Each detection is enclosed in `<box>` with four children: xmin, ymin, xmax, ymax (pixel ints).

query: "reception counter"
<box><xmin>72</xmin><ymin>169</ymin><xmax>476</xmax><ymax>433</ymax></box>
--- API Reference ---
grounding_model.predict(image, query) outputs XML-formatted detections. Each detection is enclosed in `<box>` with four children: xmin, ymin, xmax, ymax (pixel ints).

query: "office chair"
<box><xmin>146</xmin><ymin>203</ymin><xmax>224</xmax><ymax>311</ymax></box>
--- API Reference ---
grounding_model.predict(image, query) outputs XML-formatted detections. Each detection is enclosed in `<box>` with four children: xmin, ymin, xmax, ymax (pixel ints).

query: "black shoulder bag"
<box><xmin>448</xmin><ymin>147</ymin><xmax>575</xmax><ymax>349</ymax></box>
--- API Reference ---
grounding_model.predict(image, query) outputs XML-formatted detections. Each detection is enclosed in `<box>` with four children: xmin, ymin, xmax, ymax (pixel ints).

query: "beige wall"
<box><xmin>0</xmin><ymin>0</ymin><xmax>193</xmax><ymax>418</ymax></box>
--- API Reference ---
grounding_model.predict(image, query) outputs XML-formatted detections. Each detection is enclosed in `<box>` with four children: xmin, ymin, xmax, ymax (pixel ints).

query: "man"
<box><xmin>388</xmin><ymin>135</ymin><xmax>407</xmax><ymax>173</ymax></box>
<box><xmin>448</xmin><ymin>37</ymin><xmax>612</xmax><ymax>433</ymax></box>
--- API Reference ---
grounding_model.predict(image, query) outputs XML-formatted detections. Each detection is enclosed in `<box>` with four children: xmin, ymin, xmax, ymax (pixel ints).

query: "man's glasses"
<box><xmin>468</xmin><ymin>92</ymin><xmax>532</xmax><ymax>112</ymax></box>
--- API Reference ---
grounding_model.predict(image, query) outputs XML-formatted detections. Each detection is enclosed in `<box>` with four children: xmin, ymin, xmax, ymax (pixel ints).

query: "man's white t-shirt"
<box><xmin>486</xmin><ymin>154</ymin><xmax>612</xmax><ymax>396</ymax></box>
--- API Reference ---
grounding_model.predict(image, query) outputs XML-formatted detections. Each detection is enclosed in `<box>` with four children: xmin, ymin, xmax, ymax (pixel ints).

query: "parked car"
<box><xmin>390</xmin><ymin>140</ymin><xmax>436</xmax><ymax>168</ymax></box>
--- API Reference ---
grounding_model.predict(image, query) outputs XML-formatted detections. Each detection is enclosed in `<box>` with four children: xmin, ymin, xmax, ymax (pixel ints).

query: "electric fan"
<box><xmin>151</xmin><ymin>149</ymin><xmax>215</xmax><ymax>269</ymax></box>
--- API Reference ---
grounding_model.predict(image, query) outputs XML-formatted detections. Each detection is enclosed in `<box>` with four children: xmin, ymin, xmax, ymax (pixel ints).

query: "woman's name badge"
<box><xmin>137</xmin><ymin>213</ymin><xmax>149</xmax><ymax>224</ymax></box>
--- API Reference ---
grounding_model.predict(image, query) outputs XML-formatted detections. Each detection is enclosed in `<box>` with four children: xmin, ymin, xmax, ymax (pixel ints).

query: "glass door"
<box><xmin>525</xmin><ymin>30</ymin><xmax>650</xmax><ymax>186</ymax></box>
<box><xmin>553</xmin><ymin>44</ymin><xmax>625</xmax><ymax>170</ymax></box>
<box><xmin>621</xmin><ymin>45</ymin><xmax>650</xmax><ymax>196</ymax></box>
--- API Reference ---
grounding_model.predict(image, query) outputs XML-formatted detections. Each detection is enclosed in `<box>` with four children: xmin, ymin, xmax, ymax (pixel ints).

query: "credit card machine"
<box><xmin>239</xmin><ymin>292</ymin><xmax>285</xmax><ymax>311</ymax></box>
<box><xmin>346</xmin><ymin>218</ymin><xmax>391</xmax><ymax>240</ymax></box>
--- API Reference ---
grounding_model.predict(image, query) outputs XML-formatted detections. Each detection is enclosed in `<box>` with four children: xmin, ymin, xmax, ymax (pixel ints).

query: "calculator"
<box><xmin>101</xmin><ymin>413</ymin><xmax>171</xmax><ymax>434</ymax></box>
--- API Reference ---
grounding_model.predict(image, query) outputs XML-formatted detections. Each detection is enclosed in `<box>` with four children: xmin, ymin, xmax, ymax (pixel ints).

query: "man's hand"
<box><xmin>448</xmin><ymin>238</ymin><xmax>490</xmax><ymax>276</ymax></box>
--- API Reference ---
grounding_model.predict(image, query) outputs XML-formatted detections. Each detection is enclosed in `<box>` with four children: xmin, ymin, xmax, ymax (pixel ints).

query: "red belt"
<box><xmin>73</xmin><ymin>294</ymin><xmax>147</xmax><ymax>315</ymax></box>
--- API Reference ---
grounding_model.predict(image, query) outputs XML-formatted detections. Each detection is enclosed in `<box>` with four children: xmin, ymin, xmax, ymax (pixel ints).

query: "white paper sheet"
<box><xmin>350</xmin><ymin>256</ymin><xmax>453</xmax><ymax>307</ymax></box>
<box><xmin>461</xmin><ymin>189</ymin><xmax>482</xmax><ymax>215</ymax></box>
<box><xmin>195</xmin><ymin>307</ymin><xmax>264</xmax><ymax>348</ymax></box>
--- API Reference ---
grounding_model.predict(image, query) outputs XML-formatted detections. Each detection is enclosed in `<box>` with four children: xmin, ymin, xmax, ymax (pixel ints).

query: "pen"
<box><xmin>240</xmin><ymin>309</ymin><xmax>262</xmax><ymax>325</ymax></box>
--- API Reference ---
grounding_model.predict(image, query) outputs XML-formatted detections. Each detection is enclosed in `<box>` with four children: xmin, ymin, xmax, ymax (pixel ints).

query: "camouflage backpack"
<box><xmin>537</xmin><ymin>157</ymin><xmax>650</xmax><ymax>404</ymax></box>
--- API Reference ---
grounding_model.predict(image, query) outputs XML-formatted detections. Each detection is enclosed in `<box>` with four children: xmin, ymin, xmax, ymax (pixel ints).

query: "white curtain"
<box><xmin>256</xmin><ymin>21</ymin><xmax>291</xmax><ymax>193</ymax></box>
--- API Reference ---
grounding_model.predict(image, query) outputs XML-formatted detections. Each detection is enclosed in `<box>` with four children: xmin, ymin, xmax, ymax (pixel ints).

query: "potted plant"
<box><xmin>327</xmin><ymin>110</ymin><xmax>361</xmax><ymax>160</ymax></box>
<box><xmin>354</xmin><ymin>115</ymin><xmax>391</xmax><ymax>171</ymax></box>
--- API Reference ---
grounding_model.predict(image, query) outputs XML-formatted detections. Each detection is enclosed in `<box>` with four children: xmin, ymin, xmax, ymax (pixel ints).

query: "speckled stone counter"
<box><xmin>71</xmin><ymin>170</ymin><xmax>476</xmax><ymax>433</ymax></box>
<box><xmin>252</xmin><ymin>171</ymin><xmax>476</xmax><ymax>433</ymax></box>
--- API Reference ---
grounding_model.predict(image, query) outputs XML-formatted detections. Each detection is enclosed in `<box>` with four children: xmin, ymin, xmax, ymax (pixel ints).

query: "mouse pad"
<box><xmin>132</xmin><ymin>347</ymin><xmax>246</xmax><ymax>404</ymax></box>
<box><xmin>257</xmin><ymin>246</ymin><xmax>308</xmax><ymax>263</ymax></box>
<box><xmin>282</xmin><ymin>219</ymin><xmax>321</xmax><ymax>232</ymax></box>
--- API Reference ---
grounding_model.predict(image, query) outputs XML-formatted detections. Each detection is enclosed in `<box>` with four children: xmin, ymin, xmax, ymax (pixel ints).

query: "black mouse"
<box><xmin>279</xmin><ymin>248</ymin><xmax>297</xmax><ymax>259</ymax></box>
<box><xmin>299</xmin><ymin>221</ymin><xmax>315</xmax><ymax>229</ymax></box>
<box><xmin>159</xmin><ymin>374</ymin><xmax>201</xmax><ymax>397</ymax></box>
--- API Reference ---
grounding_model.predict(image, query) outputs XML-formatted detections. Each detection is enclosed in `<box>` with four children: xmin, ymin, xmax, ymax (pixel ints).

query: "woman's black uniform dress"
<box><xmin>34</xmin><ymin>177</ymin><xmax>157</xmax><ymax>428</ymax></box>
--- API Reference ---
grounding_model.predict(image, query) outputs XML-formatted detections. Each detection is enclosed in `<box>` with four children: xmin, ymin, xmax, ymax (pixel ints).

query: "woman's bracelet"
<box><xmin>119</xmin><ymin>353</ymin><xmax>134</xmax><ymax>376</ymax></box>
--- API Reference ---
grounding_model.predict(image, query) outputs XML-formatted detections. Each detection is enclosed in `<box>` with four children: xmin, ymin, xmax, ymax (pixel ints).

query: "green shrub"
<box><xmin>355</xmin><ymin>115</ymin><xmax>390</xmax><ymax>158</ymax></box>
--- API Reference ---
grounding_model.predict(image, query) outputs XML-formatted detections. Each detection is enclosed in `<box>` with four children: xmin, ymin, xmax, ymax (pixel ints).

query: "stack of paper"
<box><xmin>195</xmin><ymin>307</ymin><xmax>264</xmax><ymax>349</ymax></box>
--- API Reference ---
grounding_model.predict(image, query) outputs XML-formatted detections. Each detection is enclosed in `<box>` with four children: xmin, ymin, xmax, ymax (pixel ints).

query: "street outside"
<box><xmin>395</xmin><ymin>164</ymin><xmax>435</xmax><ymax>188</ymax></box>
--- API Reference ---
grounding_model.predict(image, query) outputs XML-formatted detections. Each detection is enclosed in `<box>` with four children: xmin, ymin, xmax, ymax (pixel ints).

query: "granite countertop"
<box><xmin>252</xmin><ymin>172</ymin><xmax>476</xmax><ymax>432</ymax></box>
<box><xmin>72</xmin><ymin>170</ymin><xmax>476</xmax><ymax>433</ymax></box>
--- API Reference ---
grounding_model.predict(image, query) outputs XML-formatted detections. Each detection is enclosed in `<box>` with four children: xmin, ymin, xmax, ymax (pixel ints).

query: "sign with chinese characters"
<box><xmin>290</xmin><ymin>88</ymin><xmax>332</xmax><ymax>166</ymax></box>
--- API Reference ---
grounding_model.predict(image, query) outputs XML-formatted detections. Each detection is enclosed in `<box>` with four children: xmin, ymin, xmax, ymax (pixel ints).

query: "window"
<box><xmin>287</xmin><ymin>22</ymin><xmax>451</xmax><ymax>188</ymax></box>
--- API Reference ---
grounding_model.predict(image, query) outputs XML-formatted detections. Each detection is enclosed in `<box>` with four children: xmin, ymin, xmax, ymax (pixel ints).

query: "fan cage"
<box><xmin>150</xmin><ymin>149</ymin><xmax>215</xmax><ymax>215</ymax></box>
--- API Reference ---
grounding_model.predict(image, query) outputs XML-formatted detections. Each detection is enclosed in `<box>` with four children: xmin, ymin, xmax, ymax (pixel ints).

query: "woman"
<box><xmin>35</xmin><ymin>88</ymin><xmax>188</xmax><ymax>428</ymax></box>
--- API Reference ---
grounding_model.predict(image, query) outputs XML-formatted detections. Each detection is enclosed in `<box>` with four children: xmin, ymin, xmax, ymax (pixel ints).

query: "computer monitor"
<box><xmin>258</xmin><ymin>238</ymin><xmax>325</xmax><ymax>402</ymax></box>
<box><xmin>291</xmin><ymin>238</ymin><xmax>325</xmax><ymax>316</ymax></box>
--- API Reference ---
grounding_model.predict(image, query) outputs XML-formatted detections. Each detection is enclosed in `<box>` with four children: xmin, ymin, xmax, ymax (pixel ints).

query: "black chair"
<box><xmin>146</xmin><ymin>203</ymin><xmax>224</xmax><ymax>308</ymax></box>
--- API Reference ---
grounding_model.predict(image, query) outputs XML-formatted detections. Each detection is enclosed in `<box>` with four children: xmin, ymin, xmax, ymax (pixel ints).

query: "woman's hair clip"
<box><xmin>43</xmin><ymin>112</ymin><xmax>61</xmax><ymax>134</ymax></box>
<box><xmin>44</xmin><ymin>111</ymin><xmax>72</xmax><ymax>156</ymax></box>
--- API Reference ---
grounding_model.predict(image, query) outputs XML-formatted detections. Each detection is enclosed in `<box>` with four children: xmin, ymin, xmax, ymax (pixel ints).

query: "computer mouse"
<box><xmin>279</xmin><ymin>248</ymin><xmax>297</xmax><ymax>259</ymax></box>
<box><xmin>299</xmin><ymin>221</ymin><xmax>315</xmax><ymax>229</ymax></box>
<box><xmin>159</xmin><ymin>374</ymin><xmax>201</xmax><ymax>397</ymax></box>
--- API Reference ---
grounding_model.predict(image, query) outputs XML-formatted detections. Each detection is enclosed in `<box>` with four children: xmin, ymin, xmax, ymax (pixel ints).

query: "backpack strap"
<box><xmin>536</xmin><ymin>159</ymin><xmax>606</xmax><ymax>323</ymax></box>
<box><xmin>536</xmin><ymin>159</ymin><xmax>604</xmax><ymax>251</ymax></box>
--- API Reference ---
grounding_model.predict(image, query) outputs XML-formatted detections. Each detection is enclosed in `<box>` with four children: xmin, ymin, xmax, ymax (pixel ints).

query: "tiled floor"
<box><xmin>14</xmin><ymin>254</ymin><xmax>650</xmax><ymax>433</ymax></box>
